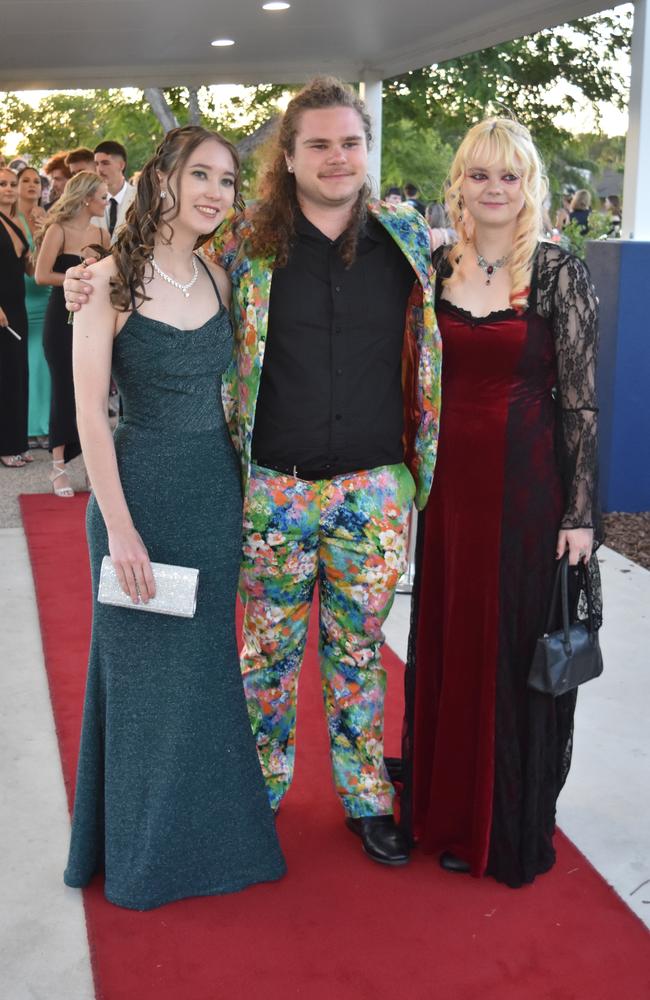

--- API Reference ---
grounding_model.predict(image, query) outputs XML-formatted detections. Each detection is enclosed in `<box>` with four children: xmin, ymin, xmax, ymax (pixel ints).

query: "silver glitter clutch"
<box><xmin>97</xmin><ymin>556</ymin><xmax>199</xmax><ymax>618</ymax></box>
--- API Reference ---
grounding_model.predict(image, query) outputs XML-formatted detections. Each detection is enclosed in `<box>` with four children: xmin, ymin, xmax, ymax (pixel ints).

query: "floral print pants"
<box><xmin>240</xmin><ymin>462</ymin><xmax>415</xmax><ymax>818</ymax></box>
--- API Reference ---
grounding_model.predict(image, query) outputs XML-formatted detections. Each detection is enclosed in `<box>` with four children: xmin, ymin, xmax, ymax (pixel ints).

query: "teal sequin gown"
<box><xmin>18</xmin><ymin>214</ymin><xmax>51</xmax><ymax>438</ymax></box>
<box><xmin>64</xmin><ymin>278</ymin><xmax>286</xmax><ymax>910</ymax></box>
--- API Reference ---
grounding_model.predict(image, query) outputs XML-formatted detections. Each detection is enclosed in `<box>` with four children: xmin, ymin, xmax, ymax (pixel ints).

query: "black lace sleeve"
<box><xmin>431</xmin><ymin>245</ymin><xmax>448</xmax><ymax>271</ymax></box>
<box><xmin>551</xmin><ymin>253</ymin><xmax>600</xmax><ymax>533</ymax></box>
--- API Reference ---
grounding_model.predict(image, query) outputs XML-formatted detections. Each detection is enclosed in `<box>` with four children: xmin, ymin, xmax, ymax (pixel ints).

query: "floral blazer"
<box><xmin>206</xmin><ymin>200</ymin><xmax>441</xmax><ymax>510</ymax></box>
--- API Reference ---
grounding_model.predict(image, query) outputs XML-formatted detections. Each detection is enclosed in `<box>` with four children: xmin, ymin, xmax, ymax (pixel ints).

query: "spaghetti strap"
<box><xmin>196</xmin><ymin>254</ymin><xmax>223</xmax><ymax>311</ymax></box>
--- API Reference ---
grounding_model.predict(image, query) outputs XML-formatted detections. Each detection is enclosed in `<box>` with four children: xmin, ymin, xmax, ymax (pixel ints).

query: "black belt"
<box><xmin>252</xmin><ymin>459</ymin><xmax>363</xmax><ymax>482</ymax></box>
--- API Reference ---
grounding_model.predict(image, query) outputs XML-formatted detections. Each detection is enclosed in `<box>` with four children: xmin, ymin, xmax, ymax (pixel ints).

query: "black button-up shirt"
<box><xmin>251</xmin><ymin>210</ymin><xmax>415</xmax><ymax>473</ymax></box>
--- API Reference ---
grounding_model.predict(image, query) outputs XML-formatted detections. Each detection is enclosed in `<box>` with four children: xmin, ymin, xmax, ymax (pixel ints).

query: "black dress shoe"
<box><xmin>346</xmin><ymin>815</ymin><xmax>410</xmax><ymax>866</ymax></box>
<box><xmin>439</xmin><ymin>850</ymin><xmax>471</xmax><ymax>874</ymax></box>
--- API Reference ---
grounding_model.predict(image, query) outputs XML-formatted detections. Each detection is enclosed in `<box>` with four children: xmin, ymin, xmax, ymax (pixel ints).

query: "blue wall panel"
<box><xmin>587</xmin><ymin>240</ymin><xmax>650</xmax><ymax>513</ymax></box>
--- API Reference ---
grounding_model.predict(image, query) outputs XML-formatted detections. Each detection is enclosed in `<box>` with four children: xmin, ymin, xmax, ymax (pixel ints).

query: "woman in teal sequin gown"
<box><xmin>17</xmin><ymin>167</ymin><xmax>51</xmax><ymax>440</ymax></box>
<box><xmin>64</xmin><ymin>127</ymin><xmax>285</xmax><ymax>910</ymax></box>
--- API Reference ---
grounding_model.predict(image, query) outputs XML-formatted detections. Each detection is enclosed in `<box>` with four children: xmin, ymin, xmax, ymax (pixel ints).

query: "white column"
<box><xmin>359</xmin><ymin>76</ymin><xmax>383</xmax><ymax>198</ymax></box>
<box><xmin>622</xmin><ymin>0</ymin><xmax>650</xmax><ymax>239</ymax></box>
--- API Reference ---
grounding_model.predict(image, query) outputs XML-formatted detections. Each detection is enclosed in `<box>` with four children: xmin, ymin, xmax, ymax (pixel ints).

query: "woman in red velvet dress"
<box><xmin>400</xmin><ymin>118</ymin><xmax>602</xmax><ymax>887</ymax></box>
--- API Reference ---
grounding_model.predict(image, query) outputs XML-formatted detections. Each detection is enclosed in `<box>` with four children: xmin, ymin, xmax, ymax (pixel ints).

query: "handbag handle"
<box><xmin>544</xmin><ymin>553</ymin><xmax>596</xmax><ymax>652</ymax></box>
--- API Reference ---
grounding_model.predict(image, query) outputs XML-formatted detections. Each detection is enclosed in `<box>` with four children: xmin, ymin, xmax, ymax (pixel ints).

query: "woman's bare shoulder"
<box><xmin>199</xmin><ymin>252</ymin><xmax>227</xmax><ymax>281</ymax></box>
<box><xmin>87</xmin><ymin>253</ymin><xmax>118</xmax><ymax>285</ymax></box>
<box><xmin>199</xmin><ymin>252</ymin><xmax>231</xmax><ymax>301</ymax></box>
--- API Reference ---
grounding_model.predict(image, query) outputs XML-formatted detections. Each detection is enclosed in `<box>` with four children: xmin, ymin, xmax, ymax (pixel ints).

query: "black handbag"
<box><xmin>528</xmin><ymin>553</ymin><xmax>603</xmax><ymax>696</ymax></box>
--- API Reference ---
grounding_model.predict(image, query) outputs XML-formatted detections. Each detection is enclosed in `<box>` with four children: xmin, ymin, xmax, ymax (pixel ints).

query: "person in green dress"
<box><xmin>64</xmin><ymin>126</ymin><xmax>285</xmax><ymax>910</ymax></box>
<box><xmin>17</xmin><ymin>166</ymin><xmax>51</xmax><ymax>444</ymax></box>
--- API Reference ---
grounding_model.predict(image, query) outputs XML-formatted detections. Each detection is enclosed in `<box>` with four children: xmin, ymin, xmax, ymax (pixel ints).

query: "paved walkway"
<box><xmin>1</xmin><ymin>462</ymin><xmax>648</xmax><ymax>999</ymax></box>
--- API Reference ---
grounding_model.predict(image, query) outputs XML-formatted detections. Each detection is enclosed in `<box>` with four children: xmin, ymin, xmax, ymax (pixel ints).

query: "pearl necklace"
<box><xmin>152</xmin><ymin>254</ymin><xmax>199</xmax><ymax>298</ymax></box>
<box><xmin>476</xmin><ymin>251</ymin><xmax>510</xmax><ymax>285</ymax></box>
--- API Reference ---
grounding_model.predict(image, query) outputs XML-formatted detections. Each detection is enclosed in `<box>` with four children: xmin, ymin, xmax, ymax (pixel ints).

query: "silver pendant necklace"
<box><xmin>152</xmin><ymin>254</ymin><xmax>199</xmax><ymax>298</ymax></box>
<box><xmin>476</xmin><ymin>251</ymin><xmax>510</xmax><ymax>285</ymax></box>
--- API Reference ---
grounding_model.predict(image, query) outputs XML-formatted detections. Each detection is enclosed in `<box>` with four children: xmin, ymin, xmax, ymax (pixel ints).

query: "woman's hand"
<box><xmin>64</xmin><ymin>258</ymin><xmax>99</xmax><ymax>311</ymax></box>
<box><xmin>0</xmin><ymin>306</ymin><xmax>8</xmax><ymax>327</ymax></box>
<box><xmin>30</xmin><ymin>206</ymin><xmax>46</xmax><ymax>225</ymax></box>
<box><xmin>556</xmin><ymin>527</ymin><xmax>594</xmax><ymax>565</ymax></box>
<box><xmin>108</xmin><ymin>526</ymin><xmax>156</xmax><ymax>603</ymax></box>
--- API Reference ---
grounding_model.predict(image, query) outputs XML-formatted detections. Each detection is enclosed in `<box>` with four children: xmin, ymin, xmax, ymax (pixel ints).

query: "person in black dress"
<box><xmin>569</xmin><ymin>188</ymin><xmax>592</xmax><ymax>235</ymax></box>
<box><xmin>35</xmin><ymin>171</ymin><xmax>109</xmax><ymax>495</ymax></box>
<box><xmin>0</xmin><ymin>167</ymin><xmax>33</xmax><ymax>468</ymax></box>
<box><xmin>400</xmin><ymin>118</ymin><xmax>602</xmax><ymax>887</ymax></box>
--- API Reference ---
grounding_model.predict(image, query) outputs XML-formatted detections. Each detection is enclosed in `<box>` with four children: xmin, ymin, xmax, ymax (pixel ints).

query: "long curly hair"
<box><xmin>35</xmin><ymin>171</ymin><xmax>105</xmax><ymax>250</ymax></box>
<box><xmin>110</xmin><ymin>125</ymin><xmax>244</xmax><ymax>311</ymax></box>
<box><xmin>444</xmin><ymin>117</ymin><xmax>547</xmax><ymax>311</ymax></box>
<box><xmin>247</xmin><ymin>76</ymin><xmax>372</xmax><ymax>268</ymax></box>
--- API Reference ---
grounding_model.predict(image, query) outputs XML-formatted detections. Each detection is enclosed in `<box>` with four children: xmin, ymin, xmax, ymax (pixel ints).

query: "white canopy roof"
<box><xmin>1</xmin><ymin>0</ymin><xmax>606</xmax><ymax>90</ymax></box>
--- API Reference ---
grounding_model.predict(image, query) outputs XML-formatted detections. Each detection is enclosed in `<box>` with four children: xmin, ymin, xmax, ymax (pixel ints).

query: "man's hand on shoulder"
<box><xmin>64</xmin><ymin>257</ymin><xmax>100</xmax><ymax>312</ymax></box>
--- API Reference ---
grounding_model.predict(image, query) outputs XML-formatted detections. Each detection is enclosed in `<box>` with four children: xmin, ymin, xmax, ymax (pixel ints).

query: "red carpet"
<box><xmin>21</xmin><ymin>493</ymin><xmax>650</xmax><ymax>1000</ymax></box>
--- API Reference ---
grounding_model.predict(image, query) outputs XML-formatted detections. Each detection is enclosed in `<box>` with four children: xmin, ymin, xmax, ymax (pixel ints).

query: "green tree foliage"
<box><xmin>562</xmin><ymin>213</ymin><xmax>613</xmax><ymax>258</ymax></box>
<box><xmin>0</xmin><ymin>8</ymin><xmax>631</xmax><ymax>194</ymax></box>
<box><xmin>381</xmin><ymin>7</ymin><xmax>631</xmax><ymax>192</ymax></box>
<box><xmin>0</xmin><ymin>85</ymin><xmax>288</xmax><ymax>174</ymax></box>
<box><xmin>0</xmin><ymin>89</ymin><xmax>165</xmax><ymax>170</ymax></box>
<box><xmin>380</xmin><ymin>120</ymin><xmax>454</xmax><ymax>201</ymax></box>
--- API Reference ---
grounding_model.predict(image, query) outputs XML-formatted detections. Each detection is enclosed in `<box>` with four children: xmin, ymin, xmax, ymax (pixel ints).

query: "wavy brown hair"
<box><xmin>110</xmin><ymin>125</ymin><xmax>243</xmax><ymax>311</ymax></box>
<box><xmin>247</xmin><ymin>76</ymin><xmax>372</xmax><ymax>268</ymax></box>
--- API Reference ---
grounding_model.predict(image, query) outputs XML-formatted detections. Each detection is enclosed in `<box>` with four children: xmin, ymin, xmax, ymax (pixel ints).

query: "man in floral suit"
<box><xmin>211</xmin><ymin>77</ymin><xmax>441</xmax><ymax>866</ymax></box>
<box><xmin>65</xmin><ymin>77</ymin><xmax>441</xmax><ymax>867</ymax></box>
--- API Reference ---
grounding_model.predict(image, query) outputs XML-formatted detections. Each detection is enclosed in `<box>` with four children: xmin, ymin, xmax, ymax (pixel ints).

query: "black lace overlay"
<box><xmin>398</xmin><ymin>241</ymin><xmax>604</xmax><ymax>886</ymax></box>
<box><xmin>531</xmin><ymin>244</ymin><xmax>603</xmax><ymax>628</ymax></box>
<box><xmin>534</xmin><ymin>244</ymin><xmax>600</xmax><ymax>534</ymax></box>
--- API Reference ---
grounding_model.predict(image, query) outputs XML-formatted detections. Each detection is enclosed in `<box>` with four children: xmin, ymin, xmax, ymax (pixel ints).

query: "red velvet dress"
<box><xmin>400</xmin><ymin>243</ymin><xmax>601</xmax><ymax>887</ymax></box>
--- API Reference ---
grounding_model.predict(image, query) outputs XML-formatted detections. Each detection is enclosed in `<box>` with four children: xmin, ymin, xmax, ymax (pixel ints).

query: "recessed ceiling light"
<box><xmin>211</xmin><ymin>38</ymin><xmax>235</xmax><ymax>46</ymax></box>
<box><xmin>263</xmin><ymin>2</ymin><xmax>291</xmax><ymax>10</ymax></box>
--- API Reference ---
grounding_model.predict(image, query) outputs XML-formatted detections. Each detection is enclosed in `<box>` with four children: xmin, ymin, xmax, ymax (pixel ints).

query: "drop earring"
<box><xmin>160</xmin><ymin>191</ymin><xmax>167</xmax><ymax>200</ymax></box>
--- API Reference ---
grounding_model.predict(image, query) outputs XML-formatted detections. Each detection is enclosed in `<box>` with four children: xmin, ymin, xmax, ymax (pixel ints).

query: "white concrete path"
<box><xmin>384</xmin><ymin>545</ymin><xmax>650</xmax><ymax>925</ymax></box>
<box><xmin>1</xmin><ymin>526</ymin><xmax>648</xmax><ymax>1000</ymax></box>
<box><xmin>0</xmin><ymin>527</ymin><xmax>94</xmax><ymax>1000</ymax></box>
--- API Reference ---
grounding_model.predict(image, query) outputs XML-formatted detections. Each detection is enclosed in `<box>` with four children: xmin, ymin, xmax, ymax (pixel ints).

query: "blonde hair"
<box><xmin>444</xmin><ymin>117</ymin><xmax>548</xmax><ymax>311</ymax></box>
<box><xmin>36</xmin><ymin>171</ymin><xmax>104</xmax><ymax>249</ymax></box>
<box><xmin>570</xmin><ymin>189</ymin><xmax>591</xmax><ymax>212</ymax></box>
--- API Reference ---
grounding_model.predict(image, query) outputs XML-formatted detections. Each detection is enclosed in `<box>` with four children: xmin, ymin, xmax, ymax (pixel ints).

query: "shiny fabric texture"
<box><xmin>402</xmin><ymin>243</ymin><xmax>600</xmax><ymax>888</ymax></box>
<box><xmin>65</xmin><ymin>302</ymin><xmax>285</xmax><ymax>910</ymax></box>
<box><xmin>241</xmin><ymin>462</ymin><xmax>415</xmax><ymax>817</ymax></box>
<box><xmin>528</xmin><ymin>556</ymin><xmax>603</xmax><ymax>696</ymax></box>
<box><xmin>18</xmin><ymin>213</ymin><xmax>52</xmax><ymax>438</ymax></box>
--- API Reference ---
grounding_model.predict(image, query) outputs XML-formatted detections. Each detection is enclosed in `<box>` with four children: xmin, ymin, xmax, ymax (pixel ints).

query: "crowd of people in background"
<box><xmin>0</xmin><ymin>134</ymin><xmax>621</xmax><ymax>485</ymax></box>
<box><xmin>0</xmin><ymin>139</ymin><xmax>133</xmax><ymax>479</ymax></box>
<box><xmin>384</xmin><ymin>178</ymin><xmax>623</xmax><ymax>249</ymax></box>
<box><xmin>0</xmin><ymin>74</ymin><xmax>606</xmax><ymax>913</ymax></box>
